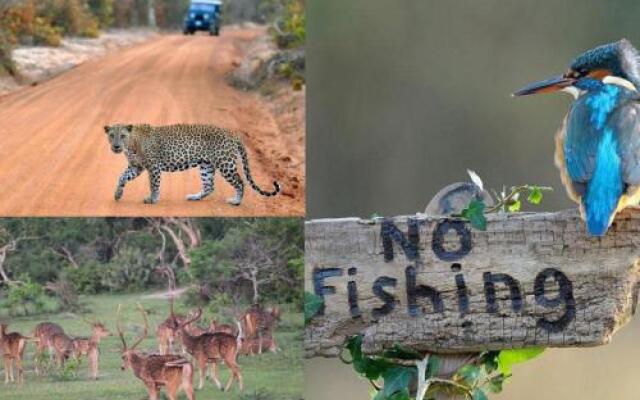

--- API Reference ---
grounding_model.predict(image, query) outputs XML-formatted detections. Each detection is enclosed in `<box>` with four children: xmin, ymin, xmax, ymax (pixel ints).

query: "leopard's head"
<box><xmin>104</xmin><ymin>124</ymin><xmax>134</xmax><ymax>154</ymax></box>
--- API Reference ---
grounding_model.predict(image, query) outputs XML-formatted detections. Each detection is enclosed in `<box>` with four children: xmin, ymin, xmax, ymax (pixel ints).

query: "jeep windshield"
<box><xmin>189</xmin><ymin>3</ymin><xmax>216</xmax><ymax>13</ymax></box>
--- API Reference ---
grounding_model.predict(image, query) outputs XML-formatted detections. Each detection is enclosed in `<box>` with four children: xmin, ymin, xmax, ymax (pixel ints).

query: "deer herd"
<box><xmin>0</xmin><ymin>301</ymin><xmax>281</xmax><ymax>400</ymax></box>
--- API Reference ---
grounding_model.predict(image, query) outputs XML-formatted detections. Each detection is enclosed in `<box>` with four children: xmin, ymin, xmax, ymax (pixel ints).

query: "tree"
<box><xmin>189</xmin><ymin>218</ymin><xmax>303</xmax><ymax>305</ymax></box>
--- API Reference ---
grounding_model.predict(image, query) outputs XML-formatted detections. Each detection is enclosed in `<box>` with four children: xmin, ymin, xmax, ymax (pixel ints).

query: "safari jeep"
<box><xmin>183</xmin><ymin>0</ymin><xmax>223</xmax><ymax>36</ymax></box>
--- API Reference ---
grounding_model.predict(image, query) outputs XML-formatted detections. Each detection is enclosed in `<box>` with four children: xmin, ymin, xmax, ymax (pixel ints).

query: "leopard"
<box><xmin>104</xmin><ymin>124</ymin><xmax>281</xmax><ymax>206</ymax></box>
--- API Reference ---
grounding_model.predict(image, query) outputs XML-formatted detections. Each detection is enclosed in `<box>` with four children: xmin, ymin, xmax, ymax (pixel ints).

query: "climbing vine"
<box><xmin>340</xmin><ymin>335</ymin><xmax>544</xmax><ymax>400</ymax></box>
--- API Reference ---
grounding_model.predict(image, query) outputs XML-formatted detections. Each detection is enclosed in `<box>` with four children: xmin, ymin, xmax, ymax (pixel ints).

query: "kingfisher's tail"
<box><xmin>583</xmin><ymin>131</ymin><xmax>624</xmax><ymax>236</ymax></box>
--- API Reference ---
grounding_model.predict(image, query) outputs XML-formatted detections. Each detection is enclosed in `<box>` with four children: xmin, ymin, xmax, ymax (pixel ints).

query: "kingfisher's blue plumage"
<box><xmin>565</xmin><ymin>79</ymin><xmax>629</xmax><ymax>235</ymax></box>
<box><xmin>514</xmin><ymin>39</ymin><xmax>640</xmax><ymax>236</ymax></box>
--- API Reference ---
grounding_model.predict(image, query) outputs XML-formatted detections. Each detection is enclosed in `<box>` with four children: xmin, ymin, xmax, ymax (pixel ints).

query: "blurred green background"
<box><xmin>307</xmin><ymin>0</ymin><xmax>640</xmax><ymax>219</ymax></box>
<box><xmin>305</xmin><ymin>0</ymin><xmax>640</xmax><ymax>399</ymax></box>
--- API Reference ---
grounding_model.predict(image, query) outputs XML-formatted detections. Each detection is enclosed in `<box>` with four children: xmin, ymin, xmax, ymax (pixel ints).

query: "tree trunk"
<box><xmin>147</xmin><ymin>0</ymin><xmax>156</xmax><ymax>27</ymax></box>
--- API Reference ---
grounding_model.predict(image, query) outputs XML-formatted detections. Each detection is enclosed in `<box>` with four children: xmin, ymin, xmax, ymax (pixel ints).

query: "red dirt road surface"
<box><xmin>0</xmin><ymin>28</ymin><xmax>304</xmax><ymax>217</ymax></box>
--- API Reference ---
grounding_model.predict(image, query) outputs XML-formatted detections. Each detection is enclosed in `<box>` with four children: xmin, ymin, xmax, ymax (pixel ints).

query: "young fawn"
<box><xmin>33</xmin><ymin>322</ymin><xmax>64</xmax><ymax>375</ymax></box>
<box><xmin>117</xmin><ymin>303</ymin><xmax>195</xmax><ymax>400</ymax></box>
<box><xmin>72</xmin><ymin>321</ymin><xmax>111</xmax><ymax>379</ymax></box>
<box><xmin>0</xmin><ymin>322</ymin><xmax>28</xmax><ymax>384</ymax></box>
<box><xmin>177</xmin><ymin>308</ymin><xmax>243</xmax><ymax>391</ymax></box>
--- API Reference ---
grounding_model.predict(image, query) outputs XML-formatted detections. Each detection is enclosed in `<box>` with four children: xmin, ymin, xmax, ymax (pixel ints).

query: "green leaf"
<box><xmin>472</xmin><ymin>388</ymin><xmax>489</xmax><ymax>400</ymax></box>
<box><xmin>382</xmin><ymin>367</ymin><xmax>414</xmax><ymax>397</ymax></box>
<box><xmin>457</xmin><ymin>364</ymin><xmax>481</xmax><ymax>386</ymax></box>
<box><xmin>304</xmin><ymin>291</ymin><xmax>324</xmax><ymax>323</ymax></box>
<box><xmin>425</xmin><ymin>355</ymin><xmax>441</xmax><ymax>379</ymax></box>
<box><xmin>507</xmin><ymin>199</ymin><xmax>521</xmax><ymax>213</ymax></box>
<box><xmin>389</xmin><ymin>389</ymin><xmax>411</xmax><ymax>400</ymax></box>
<box><xmin>527</xmin><ymin>186</ymin><xmax>543</xmax><ymax>205</ymax></box>
<box><xmin>461</xmin><ymin>200</ymin><xmax>487</xmax><ymax>231</ymax></box>
<box><xmin>487</xmin><ymin>374</ymin><xmax>506</xmax><ymax>394</ymax></box>
<box><xmin>497</xmin><ymin>347</ymin><xmax>545</xmax><ymax>375</ymax></box>
<box><xmin>346</xmin><ymin>336</ymin><xmax>393</xmax><ymax>380</ymax></box>
<box><xmin>479</xmin><ymin>351</ymin><xmax>500</xmax><ymax>374</ymax></box>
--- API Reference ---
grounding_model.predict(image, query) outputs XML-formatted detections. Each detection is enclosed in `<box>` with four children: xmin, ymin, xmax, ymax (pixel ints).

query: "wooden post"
<box><xmin>305</xmin><ymin>209</ymin><xmax>640</xmax><ymax>358</ymax></box>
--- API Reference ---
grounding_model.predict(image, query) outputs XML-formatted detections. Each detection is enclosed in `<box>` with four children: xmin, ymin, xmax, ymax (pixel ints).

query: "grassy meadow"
<box><xmin>0</xmin><ymin>293</ymin><xmax>303</xmax><ymax>400</ymax></box>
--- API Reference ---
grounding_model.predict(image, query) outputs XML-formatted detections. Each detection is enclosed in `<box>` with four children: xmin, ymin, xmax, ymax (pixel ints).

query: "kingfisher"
<box><xmin>514</xmin><ymin>39</ymin><xmax>640</xmax><ymax>236</ymax></box>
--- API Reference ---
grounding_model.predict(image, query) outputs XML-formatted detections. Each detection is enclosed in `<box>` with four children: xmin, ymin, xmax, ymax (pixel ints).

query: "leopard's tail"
<box><xmin>236</xmin><ymin>139</ymin><xmax>281</xmax><ymax>197</ymax></box>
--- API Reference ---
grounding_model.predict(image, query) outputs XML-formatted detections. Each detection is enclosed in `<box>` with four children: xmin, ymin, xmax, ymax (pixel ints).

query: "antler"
<box><xmin>116</xmin><ymin>304</ymin><xmax>128</xmax><ymax>350</ymax></box>
<box><xmin>179</xmin><ymin>308</ymin><xmax>202</xmax><ymax>329</ymax></box>
<box><xmin>129</xmin><ymin>303</ymin><xmax>149</xmax><ymax>351</ymax></box>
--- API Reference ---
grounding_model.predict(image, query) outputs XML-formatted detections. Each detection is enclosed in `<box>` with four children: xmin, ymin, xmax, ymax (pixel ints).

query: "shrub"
<box><xmin>3</xmin><ymin>277</ymin><xmax>47</xmax><ymax>316</ymax></box>
<box><xmin>63</xmin><ymin>262</ymin><xmax>108</xmax><ymax>294</ymax></box>
<box><xmin>0</xmin><ymin>29</ymin><xmax>17</xmax><ymax>76</ymax></box>
<box><xmin>87</xmin><ymin>0</ymin><xmax>114</xmax><ymax>28</ymax></box>
<box><xmin>38</xmin><ymin>0</ymin><xmax>100</xmax><ymax>38</ymax></box>
<box><xmin>54</xmin><ymin>357</ymin><xmax>80</xmax><ymax>381</ymax></box>
<box><xmin>100</xmin><ymin>247</ymin><xmax>155</xmax><ymax>292</ymax></box>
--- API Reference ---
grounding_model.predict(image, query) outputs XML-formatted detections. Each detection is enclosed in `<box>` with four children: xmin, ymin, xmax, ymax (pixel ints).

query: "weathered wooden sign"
<box><xmin>304</xmin><ymin>209</ymin><xmax>640</xmax><ymax>358</ymax></box>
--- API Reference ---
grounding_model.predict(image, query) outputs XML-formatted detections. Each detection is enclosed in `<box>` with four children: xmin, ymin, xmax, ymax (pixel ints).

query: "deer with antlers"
<box><xmin>71</xmin><ymin>320</ymin><xmax>112</xmax><ymax>380</ymax></box>
<box><xmin>117</xmin><ymin>303</ymin><xmax>195</xmax><ymax>400</ymax></box>
<box><xmin>176</xmin><ymin>308</ymin><xmax>243</xmax><ymax>391</ymax></box>
<box><xmin>0</xmin><ymin>322</ymin><xmax>29</xmax><ymax>384</ymax></box>
<box><xmin>156</xmin><ymin>266</ymin><xmax>188</xmax><ymax>355</ymax></box>
<box><xmin>33</xmin><ymin>322</ymin><xmax>65</xmax><ymax>375</ymax></box>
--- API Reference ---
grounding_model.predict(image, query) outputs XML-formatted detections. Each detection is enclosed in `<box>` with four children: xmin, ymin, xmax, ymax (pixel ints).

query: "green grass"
<box><xmin>0</xmin><ymin>293</ymin><xmax>303</xmax><ymax>400</ymax></box>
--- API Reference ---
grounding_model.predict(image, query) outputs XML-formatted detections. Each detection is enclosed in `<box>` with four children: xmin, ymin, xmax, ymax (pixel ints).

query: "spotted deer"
<box><xmin>209</xmin><ymin>320</ymin><xmax>235</xmax><ymax>335</ymax></box>
<box><xmin>156</xmin><ymin>313</ymin><xmax>186</xmax><ymax>355</ymax></box>
<box><xmin>241</xmin><ymin>305</ymin><xmax>280</xmax><ymax>337</ymax></box>
<box><xmin>177</xmin><ymin>308</ymin><xmax>243</xmax><ymax>391</ymax></box>
<box><xmin>239</xmin><ymin>334</ymin><xmax>278</xmax><ymax>356</ymax></box>
<box><xmin>71</xmin><ymin>321</ymin><xmax>111</xmax><ymax>380</ymax></box>
<box><xmin>117</xmin><ymin>304</ymin><xmax>195</xmax><ymax>400</ymax></box>
<box><xmin>33</xmin><ymin>322</ymin><xmax>64</xmax><ymax>375</ymax></box>
<box><xmin>0</xmin><ymin>322</ymin><xmax>28</xmax><ymax>384</ymax></box>
<box><xmin>51</xmin><ymin>331</ymin><xmax>75</xmax><ymax>367</ymax></box>
<box><xmin>241</xmin><ymin>305</ymin><xmax>280</xmax><ymax>353</ymax></box>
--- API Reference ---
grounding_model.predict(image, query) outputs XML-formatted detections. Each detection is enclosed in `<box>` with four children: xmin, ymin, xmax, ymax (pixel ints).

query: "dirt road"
<box><xmin>0</xmin><ymin>28</ymin><xmax>304</xmax><ymax>217</ymax></box>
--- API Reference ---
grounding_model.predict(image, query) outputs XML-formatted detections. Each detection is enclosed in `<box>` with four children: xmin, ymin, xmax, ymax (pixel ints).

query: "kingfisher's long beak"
<box><xmin>512</xmin><ymin>75</ymin><xmax>576</xmax><ymax>96</ymax></box>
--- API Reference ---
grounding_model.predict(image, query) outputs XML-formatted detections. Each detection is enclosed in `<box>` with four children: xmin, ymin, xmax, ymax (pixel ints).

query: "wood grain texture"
<box><xmin>305</xmin><ymin>209</ymin><xmax>640</xmax><ymax>358</ymax></box>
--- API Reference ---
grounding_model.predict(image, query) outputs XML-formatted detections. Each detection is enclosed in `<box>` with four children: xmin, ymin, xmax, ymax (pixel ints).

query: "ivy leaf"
<box><xmin>457</xmin><ymin>364</ymin><xmax>481</xmax><ymax>386</ymax></box>
<box><xmin>372</xmin><ymin>388</ymin><xmax>411</xmax><ymax>400</ymax></box>
<box><xmin>472</xmin><ymin>388</ymin><xmax>489</xmax><ymax>400</ymax></box>
<box><xmin>460</xmin><ymin>200</ymin><xmax>487</xmax><ymax>231</ymax></box>
<box><xmin>497</xmin><ymin>347</ymin><xmax>545</xmax><ymax>375</ymax></box>
<box><xmin>382</xmin><ymin>367</ymin><xmax>414</xmax><ymax>398</ymax></box>
<box><xmin>507</xmin><ymin>199</ymin><xmax>521</xmax><ymax>213</ymax></box>
<box><xmin>527</xmin><ymin>186</ymin><xmax>543</xmax><ymax>205</ymax></box>
<box><xmin>389</xmin><ymin>389</ymin><xmax>411</xmax><ymax>400</ymax></box>
<box><xmin>347</xmin><ymin>336</ymin><xmax>393</xmax><ymax>380</ymax></box>
<box><xmin>425</xmin><ymin>355</ymin><xmax>441</xmax><ymax>379</ymax></box>
<box><xmin>487</xmin><ymin>374</ymin><xmax>506</xmax><ymax>394</ymax></box>
<box><xmin>480</xmin><ymin>351</ymin><xmax>500</xmax><ymax>374</ymax></box>
<box><xmin>304</xmin><ymin>292</ymin><xmax>324</xmax><ymax>323</ymax></box>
